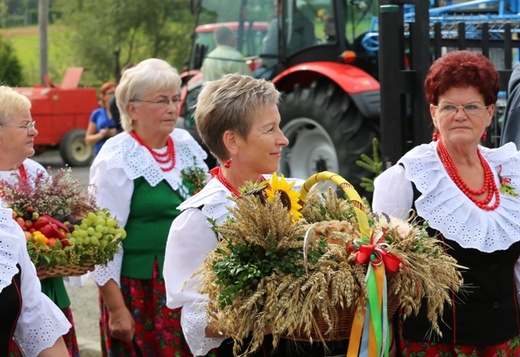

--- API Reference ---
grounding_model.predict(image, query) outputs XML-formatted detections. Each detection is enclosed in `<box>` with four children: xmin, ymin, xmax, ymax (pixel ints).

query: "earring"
<box><xmin>481</xmin><ymin>131</ymin><xmax>487</xmax><ymax>141</ymax></box>
<box><xmin>224</xmin><ymin>159</ymin><xmax>232</xmax><ymax>168</ymax></box>
<box><xmin>432</xmin><ymin>132</ymin><xmax>439</xmax><ymax>142</ymax></box>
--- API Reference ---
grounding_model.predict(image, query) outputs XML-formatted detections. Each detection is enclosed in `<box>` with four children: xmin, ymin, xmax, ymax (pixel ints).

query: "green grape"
<box><xmin>75</xmin><ymin>237</ymin><xmax>84</xmax><ymax>245</ymax></box>
<box><xmin>77</xmin><ymin>230</ymin><xmax>88</xmax><ymax>238</ymax></box>
<box><xmin>95</xmin><ymin>225</ymin><xmax>105</xmax><ymax>233</ymax></box>
<box><xmin>86</xmin><ymin>227</ymin><xmax>96</xmax><ymax>236</ymax></box>
<box><xmin>99</xmin><ymin>240</ymin><xmax>108</xmax><ymax>249</ymax></box>
<box><xmin>84</xmin><ymin>236</ymin><xmax>91</xmax><ymax>245</ymax></box>
<box><xmin>107</xmin><ymin>227</ymin><xmax>115</xmax><ymax>234</ymax></box>
<box><xmin>97</xmin><ymin>210</ymin><xmax>107</xmax><ymax>219</ymax></box>
<box><xmin>88</xmin><ymin>212</ymin><xmax>97</xmax><ymax>222</ymax></box>
<box><xmin>90</xmin><ymin>237</ymin><xmax>100</xmax><ymax>246</ymax></box>
<box><xmin>81</xmin><ymin>219</ymin><xmax>90</xmax><ymax>227</ymax></box>
<box><xmin>71</xmin><ymin>230</ymin><xmax>81</xmax><ymax>238</ymax></box>
<box><xmin>95</xmin><ymin>218</ymin><xmax>106</xmax><ymax>227</ymax></box>
<box><xmin>106</xmin><ymin>218</ymin><xmax>116</xmax><ymax>227</ymax></box>
<box><xmin>68</xmin><ymin>237</ymin><xmax>77</xmax><ymax>245</ymax></box>
<box><xmin>94</xmin><ymin>232</ymin><xmax>103</xmax><ymax>239</ymax></box>
<box><xmin>79</xmin><ymin>223</ymin><xmax>89</xmax><ymax>230</ymax></box>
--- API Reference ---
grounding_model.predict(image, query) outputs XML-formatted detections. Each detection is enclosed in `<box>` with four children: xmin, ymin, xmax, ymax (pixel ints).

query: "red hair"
<box><xmin>424</xmin><ymin>50</ymin><xmax>500</xmax><ymax>105</ymax></box>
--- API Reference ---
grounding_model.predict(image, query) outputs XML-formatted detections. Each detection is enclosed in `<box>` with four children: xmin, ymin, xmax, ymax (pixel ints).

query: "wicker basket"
<box><xmin>44</xmin><ymin>262</ymin><xmax>94</xmax><ymax>277</ymax></box>
<box><xmin>285</xmin><ymin>171</ymin><xmax>399</xmax><ymax>342</ymax></box>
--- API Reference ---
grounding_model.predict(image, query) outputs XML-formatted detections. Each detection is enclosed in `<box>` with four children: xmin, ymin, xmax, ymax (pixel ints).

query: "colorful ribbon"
<box><xmin>347</xmin><ymin>230</ymin><xmax>403</xmax><ymax>357</ymax></box>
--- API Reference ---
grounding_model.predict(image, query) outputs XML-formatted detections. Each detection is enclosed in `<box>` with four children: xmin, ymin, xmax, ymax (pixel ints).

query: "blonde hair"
<box><xmin>116</xmin><ymin>58</ymin><xmax>181</xmax><ymax>132</ymax></box>
<box><xmin>195</xmin><ymin>73</ymin><xmax>280</xmax><ymax>162</ymax></box>
<box><xmin>0</xmin><ymin>86</ymin><xmax>31</xmax><ymax>125</ymax></box>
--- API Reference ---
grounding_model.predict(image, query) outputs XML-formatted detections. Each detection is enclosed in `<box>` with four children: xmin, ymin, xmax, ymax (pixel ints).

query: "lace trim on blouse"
<box><xmin>97</xmin><ymin>129</ymin><xmax>208</xmax><ymax>198</ymax></box>
<box><xmin>0</xmin><ymin>208</ymin><xmax>21</xmax><ymax>293</ymax></box>
<box><xmin>399</xmin><ymin>141</ymin><xmax>520</xmax><ymax>252</ymax></box>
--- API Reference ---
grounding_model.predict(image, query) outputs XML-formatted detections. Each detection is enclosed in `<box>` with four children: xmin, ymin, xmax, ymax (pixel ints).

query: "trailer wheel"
<box><xmin>279</xmin><ymin>79</ymin><xmax>378</xmax><ymax>197</ymax></box>
<box><xmin>59</xmin><ymin>129</ymin><xmax>93</xmax><ymax>167</ymax></box>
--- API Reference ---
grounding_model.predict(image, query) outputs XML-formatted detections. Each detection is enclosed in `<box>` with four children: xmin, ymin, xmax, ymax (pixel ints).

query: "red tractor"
<box><xmin>13</xmin><ymin>68</ymin><xmax>98</xmax><ymax>167</ymax></box>
<box><xmin>179</xmin><ymin>0</ymin><xmax>380</xmax><ymax>195</ymax></box>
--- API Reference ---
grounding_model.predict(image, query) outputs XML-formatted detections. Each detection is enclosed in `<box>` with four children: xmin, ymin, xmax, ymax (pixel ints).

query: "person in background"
<box><xmin>89</xmin><ymin>58</ymin><xmax>209</xmax><ymax>356</ymax></box>
<box><xmin>201</xmin><ymin>25</ymin><xmax>252</xmax><ymax>81</ymax></box>
<box><xmin>255</xmin><ymin>0</ymin><xmax>315</xmax><ymax>79</ymax></box>
<box><xmin>373</xmin><ymin>50</ymin><xmax>520</xmax><ymax>356</ymax></box>
<box><xmin>85</xmin><ymin>82</ymin><xmax>118</xmax><ymax>155</ymax></box>
<box><xmin>0</xmin><ymin>85</ymin><xmax>72</xmax><ymax>357</ymax></box>
<box><xmin>163</xmin><ymin>73</ymin><xmax>350</xmax><ymax>356</ymax></box>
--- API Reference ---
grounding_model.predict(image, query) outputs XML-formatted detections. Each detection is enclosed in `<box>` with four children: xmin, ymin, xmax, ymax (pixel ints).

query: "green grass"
<box><xmin>3</xmin><ymin>25</ymin><xmax>71</xmax><ymax>86</ymax></box>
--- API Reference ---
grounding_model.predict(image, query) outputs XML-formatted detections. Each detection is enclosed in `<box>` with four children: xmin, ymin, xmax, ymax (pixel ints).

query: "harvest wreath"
<box><xmin>200</xmin><ymin>172</ymin><xmax>464</xmax><ymax>356</ymax></box>
<box><xmin>0</xmin><ymin>167</ymin><xmax>126</xmax><ymax>277</ymax></box>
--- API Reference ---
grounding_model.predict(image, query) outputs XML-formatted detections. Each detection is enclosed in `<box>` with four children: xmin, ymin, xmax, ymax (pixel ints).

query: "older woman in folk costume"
<box><xmin>0</xmin><ymin>85</ymin><xmax>79</xmax><ymax>357</ymax></box>
<box><xmin>89</xmin><ymin>58</ymin><xmax>209</xmax><ymax>356</ymax></box>
<box><xmin>0</xmin><ymin>86</ymin><xmax>71</xmax><ymax>357</ymax></box>
<box><xmin>373</xmin><ymin>50</ymin><xmax>520</xmax><ymax>356</ymax></box>
<box><xmin>164</xmin><ymin>74</ymin><xmax>352</xmax><ymax>356</ymax></box>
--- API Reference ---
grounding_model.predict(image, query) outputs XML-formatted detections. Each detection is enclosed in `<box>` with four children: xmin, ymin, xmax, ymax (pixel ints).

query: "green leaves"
<box><xmin>212</xmin><ymin>235</ymin><xmax>328</xmax><ymax>309</ymax></box>
<box><xmin>356</xmin><ymin>137</ymin><xmax>382</xmax><ymax>193</ymax></box>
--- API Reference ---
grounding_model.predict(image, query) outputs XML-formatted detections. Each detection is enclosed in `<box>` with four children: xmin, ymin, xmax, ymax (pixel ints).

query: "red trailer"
<box><xmin>13</xmin><ymin>68</ymin><xmax>98</xmax><ymax>167</ymax></box>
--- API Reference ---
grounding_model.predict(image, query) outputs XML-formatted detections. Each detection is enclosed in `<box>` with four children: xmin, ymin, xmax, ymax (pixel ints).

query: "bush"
<box><xmin>0</xmin><ymin>36</ymin><xmax>23</xmax><ymax>85</ymax></box>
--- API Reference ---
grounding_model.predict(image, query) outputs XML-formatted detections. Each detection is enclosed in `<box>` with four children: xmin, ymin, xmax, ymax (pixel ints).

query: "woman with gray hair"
<box><xmin>89</xmin><ymin>58</ymin><xmax>209</xmax><ymax>356</ymax></box>
<box><xmin>0</xmin><ymin>85</ymin><xmax>70</xmax><ymax>357</ymax></box>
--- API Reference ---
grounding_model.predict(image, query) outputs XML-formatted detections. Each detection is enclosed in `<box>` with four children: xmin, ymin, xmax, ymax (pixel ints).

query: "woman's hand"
<box><xmin>36</xmin><ymin>267</ymin><xmax>47</xmax><ymax>280</ymax></box>
<box><xmin>107</xmin><ymin>306</ymin><xmax>135</xmax><ymax>342</ymax></box>
<box><xmin>99</xmin><ymin>279</ymin><xmax>135</xmax><ymax>343</ymax></box>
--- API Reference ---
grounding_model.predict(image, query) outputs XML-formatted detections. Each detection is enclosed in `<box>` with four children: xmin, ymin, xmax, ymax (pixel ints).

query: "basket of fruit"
<box><xmin>200</xmin><ymin>172</ymin><xmax>464</xmax><ymax>356</ymax></box>
<box><xmin>2</xmin><ymin>168</ymin><xmax>126</xmax><ymax>277</ymax></box>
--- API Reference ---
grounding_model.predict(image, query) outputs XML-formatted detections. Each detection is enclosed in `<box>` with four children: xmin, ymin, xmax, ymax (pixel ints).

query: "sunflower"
<box><xmin>265</xmin><ymin>172</ymin><xmax>303</xmax><ymax>222</ymax></box>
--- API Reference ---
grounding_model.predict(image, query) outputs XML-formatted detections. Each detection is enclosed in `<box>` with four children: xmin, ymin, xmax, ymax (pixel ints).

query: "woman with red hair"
<box><xmin>85</xmin><ymin>82</ymin><xmax>118</xmax><ymax>155</ymax></box>
<box><xmin>373</xmin><ymin>50</ymin><xmax>520</xmax><ymax>356</ymax></box>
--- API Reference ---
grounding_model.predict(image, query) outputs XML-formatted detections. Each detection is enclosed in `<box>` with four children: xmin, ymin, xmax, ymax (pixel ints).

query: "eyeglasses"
<box><xmin>131</xmin><ymin>96</ymin><xmax>181</xmax><ymax>108</ymax></box>
<box><xmin>0</xmin><ymin>121</ymin><xmax>36</xmax><ymax>131</ymax></box>
<box><xmin>434</xmin><ymin>104</ymin><xmax>488</xmax><ymax>117</ymax></box>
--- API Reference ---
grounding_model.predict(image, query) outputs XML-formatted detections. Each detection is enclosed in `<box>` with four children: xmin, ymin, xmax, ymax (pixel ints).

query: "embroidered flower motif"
<box><xmin>498</xmin><ymin>165</ymin><xmax>518</xmax><ymax>197</ymax></box>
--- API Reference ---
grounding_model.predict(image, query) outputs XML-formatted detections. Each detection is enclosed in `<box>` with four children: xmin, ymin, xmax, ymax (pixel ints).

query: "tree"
<box><xmin>0</xmin><ymin>35</ymin><xmax>23</xmax><ymax>85</ymax></box>
<box><xmin>53</xmin><ymin>0</ymin><xmax>194</xmax><ymax>83</ymax></box>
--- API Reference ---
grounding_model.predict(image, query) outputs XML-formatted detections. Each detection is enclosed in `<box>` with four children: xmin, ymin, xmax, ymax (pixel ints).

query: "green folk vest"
<box><xmin>121</xmin><ymin>177</ymin><xmax>182</xmax><ymax>280</ymax></box>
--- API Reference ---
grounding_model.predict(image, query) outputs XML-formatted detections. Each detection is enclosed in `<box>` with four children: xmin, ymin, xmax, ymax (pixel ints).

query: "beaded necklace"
<box><xmin>130</xmin><ymin>131</ymin><xmax>175</xmax><ymax>172</ymax></box>
<box><xmin>18</xmin><ymin>163</ymin><xmax>28</xmax><ymax>182</ymax></box>
<box><xmin>212</xmin><ymin>166</ymin><xmax>241</xmax><ymax>196</ymax></box>
<box><xmin>212</xmin><ymin>166</ymin><xmax>266</xmax><ymax>197</ymax></box>
<box><xmin>437</xmin><ymin>140</ymin><xmax>500</xmax><ymax>211</ymax></box>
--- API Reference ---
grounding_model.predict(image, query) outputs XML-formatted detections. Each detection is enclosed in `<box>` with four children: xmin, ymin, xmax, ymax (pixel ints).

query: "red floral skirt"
<box><xmin>99</xmin><ymin>260</ymin><xmax>214</xmax><ymax>357</ymax></box>
<box><xmin>398</xmin><ymin>319</ymin><xmax>520</xmax><ymax>356</ymax></box>
<box><xmin>9</xmin><ymin>306</ymin><xmax>79</xmax><ymax>357</ymax></box>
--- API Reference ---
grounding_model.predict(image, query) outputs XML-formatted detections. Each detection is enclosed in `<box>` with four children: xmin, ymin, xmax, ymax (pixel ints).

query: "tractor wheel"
<box><xmin>278</xmin><ymin>79</ymin><xmax>379</xmax><ymax>197</ymax></box>
<box><xmin>59</xmin><ymin>129</ymin><xmax>93</xmax><ymax>167</ymax></box>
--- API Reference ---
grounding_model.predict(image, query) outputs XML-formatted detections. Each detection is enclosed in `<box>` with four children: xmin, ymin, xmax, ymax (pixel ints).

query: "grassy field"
<box><xmin>2</xmin><ymin>25</ymin><xmax>70</xmax><ymax>86</ymax></box>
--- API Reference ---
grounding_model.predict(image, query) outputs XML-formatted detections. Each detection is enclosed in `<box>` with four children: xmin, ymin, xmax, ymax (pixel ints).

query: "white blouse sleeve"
<box><xmin>372</xmin><ymin>164</ymin><xmax>414</xmax><ymax>220</ymax></box>
<box><xmin>88</xmin><ymin>159</ymin><xmax>133</xmax><ymax>287</ymax></box>
<box><xmin>164</xmin><ymin>208</ymin><xmax>226</xmax><ymax>356</ymax></box>
<box><xmin>2</xmin><ymin>211</ymin><xmax>71</xmax><ymax>357</ymax></box>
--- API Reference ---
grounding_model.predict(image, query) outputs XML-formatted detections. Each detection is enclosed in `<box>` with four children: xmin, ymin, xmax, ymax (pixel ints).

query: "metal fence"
<box><xmin>378</xmin><ymin>0</ymin><xmax>520</xmax><ymax>169</ymax></box>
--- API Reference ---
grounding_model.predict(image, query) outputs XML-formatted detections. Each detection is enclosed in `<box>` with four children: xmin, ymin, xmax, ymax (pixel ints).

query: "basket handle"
<box><xmin>299</xmin><ymin>171</ymin><xmax>371</xmax><ymax>239</ymax></box>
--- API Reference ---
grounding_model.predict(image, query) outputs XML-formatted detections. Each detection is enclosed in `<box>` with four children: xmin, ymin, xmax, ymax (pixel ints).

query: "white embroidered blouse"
<box><xmin>89</xmin><ymin>129</ymin><xmax>208</xmax><ymax>287</ymax></box>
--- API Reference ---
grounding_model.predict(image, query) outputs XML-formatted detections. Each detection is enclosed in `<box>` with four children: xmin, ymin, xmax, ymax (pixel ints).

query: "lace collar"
<box><xmin>0</xmin><ymin>207</ymin><xmax>21</xmax><ymax>293</ymax></box>
<box><xmin>95</xmin><ymin>129</ymin><xmax>208</xmax><ymax>195</ymax></box>
<box><xmin>178</xmin><ymin>178</ymin><xmax>234</xmax><ymax>225</ymax></box>
<box><xmin>399</xmin><ymin>141</ymin><xmax>520</xmax><ymax>252</ymax></box>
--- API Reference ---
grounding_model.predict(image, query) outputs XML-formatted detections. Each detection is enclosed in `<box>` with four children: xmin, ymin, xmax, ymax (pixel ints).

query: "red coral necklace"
<box><xmin>211</xmin><ymin>166</ymin><xmax>241</xmax><ymax>196</ymax></box>
<box><xmin>130</xmin><ymin>131</ymin><xmax>175</xmax><ymax>172</ymax></box>
<box><xmin>437</xmin><ymin>140</ymin><xmax>500</xmax><ymax>211</ymax></box>
<box><xmin>18</xmin><ymin>163</ymin><xmax>28</xmax><ymax>182</ymax></box>
<box><xmin>211</xmin><ymin>166</ymin><xmax>266</xmax><ymax>197</ymax></box>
